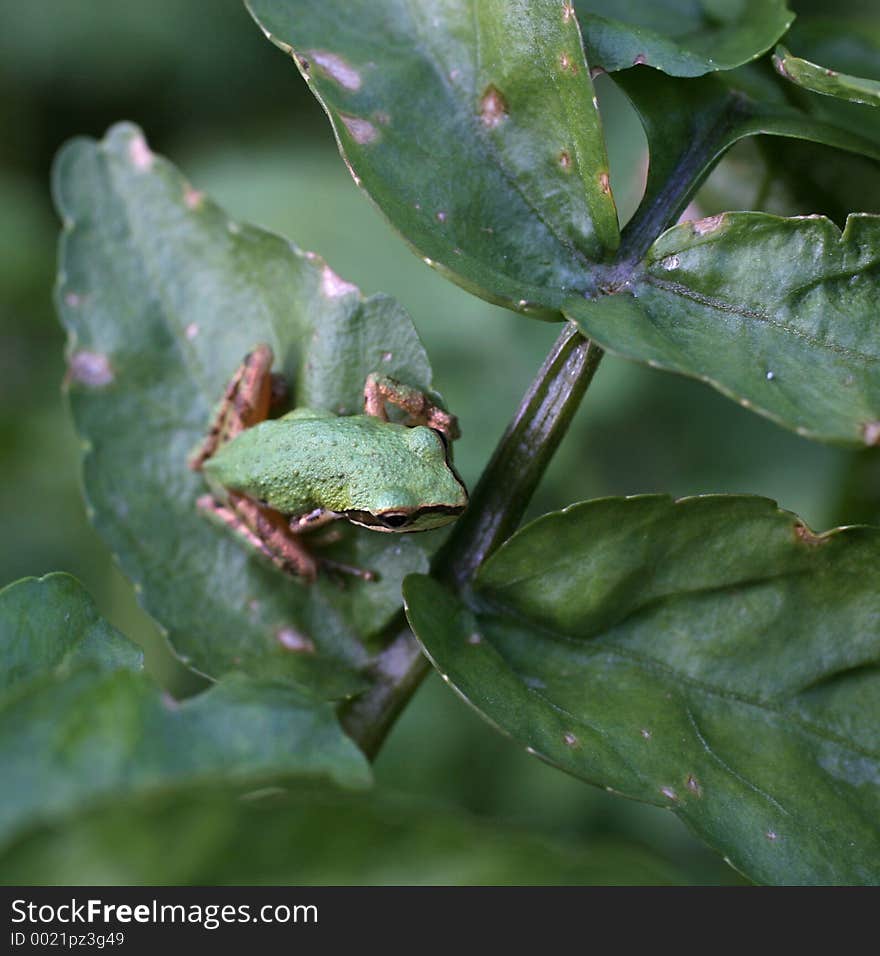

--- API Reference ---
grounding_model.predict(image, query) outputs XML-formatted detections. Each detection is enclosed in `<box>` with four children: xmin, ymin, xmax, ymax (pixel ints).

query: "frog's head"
<box><xmin>344</xmin><ymin>425</ymin><xmax>468</xmax><ymax>532</ymax></box>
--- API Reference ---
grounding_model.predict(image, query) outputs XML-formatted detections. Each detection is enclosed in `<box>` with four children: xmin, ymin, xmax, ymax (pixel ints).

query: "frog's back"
<box><xmin>203</xmin><ymin>413</ymin><xmax>447</xmax><ymax>516</ymax></box>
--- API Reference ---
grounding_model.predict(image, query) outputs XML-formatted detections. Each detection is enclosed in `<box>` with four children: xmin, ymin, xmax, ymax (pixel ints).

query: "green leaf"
<box><xmin>405</xmin><ymin>495</ymin><xmax>880</xmax><ymax>886</ymax></box>
<box><xmin>774</xmin><ymin>44</ymin><xmax>880</xmax><ymax>108</ymax></box>
<box><xmin>0</xmin><ymin>783</ymin><xmax>683</xmax><ymax>885</ymax></box>
<box><xmin>53</xmin><ymin>122</ymin><xmax>435</xmax><ymax>699</ymax></box>
<box><xmin>1</xmin><ymin>670</ymin><xmax>370</xmax><ymax>846</ymax></box>
<box><xmin>575</xmin><ymin>0</ymin><xmax>794</xmax><ymax>77</ymax></box>
<box><xmin>567</xmin><ymin>212</ymin><xmax>880</xmax><ymax>446</ymax></box>
<box><xmin>779</xmin><ymin>18</ymin><xmax>880</xmax><ymax>146</ymax></box>
<box><xmin>0</xmin><ymin>573</ymin><xmax>371</xmax><ymax>845</ymax></box>
<box><xmin>613</xmin><ymin>64</ymin><xmax>880</xmax><ymax>230</ymax></box>
<box><xmin>246</xmin><ymin>0</ymin><xmax>619</xmax><ymax>316</ymax></box>
<box><xmin>0</xmin><ymin>573</ymin><xmax>141</xmax><ymax>696</ymax></box>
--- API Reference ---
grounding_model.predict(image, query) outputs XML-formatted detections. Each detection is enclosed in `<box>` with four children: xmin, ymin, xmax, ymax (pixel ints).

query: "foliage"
<box><xmin>3</xmin><ymin>0</ymin><xmax>880</xmax><ymax>885</ymax></box>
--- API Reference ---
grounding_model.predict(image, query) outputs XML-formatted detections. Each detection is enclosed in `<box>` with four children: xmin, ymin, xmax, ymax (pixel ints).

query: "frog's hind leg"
<box><xmin>195</xmin><ymin>493</ymin><xmax>300</xmax><ymax>573</ymax></box>
<box><xmin>197</xmin><ymin>494</ymin><xmax>374</xmax><ymax>583</ymax></box>
<box><xmin>190</xmin><ymin>344</ymin><xmax>279</xmax><ymax>471</ymax></box>
<box><xmin>363</xmin><ymin>373</ymin><xmax>460</xmax><ymax>442</ymax></box>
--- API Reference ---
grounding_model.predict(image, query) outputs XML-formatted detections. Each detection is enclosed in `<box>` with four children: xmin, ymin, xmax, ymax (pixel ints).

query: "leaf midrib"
<box><xmin>640</xmin><ymin>273</ymin><xmax>880</xmax><ymax>364</ymax></box>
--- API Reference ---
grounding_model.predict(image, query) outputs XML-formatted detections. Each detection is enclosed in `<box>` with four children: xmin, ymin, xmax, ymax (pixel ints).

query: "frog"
<box><xmin>189</xmin><ymin>344</ymin><xmax>467</xmax><ymax>581</ymax></box>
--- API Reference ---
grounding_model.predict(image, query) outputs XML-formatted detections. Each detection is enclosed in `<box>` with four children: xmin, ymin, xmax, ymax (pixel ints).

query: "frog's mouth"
<box><xmin>344</xmin><ymin>505</ymin><xmax>466</xmax><ymax>532</ymax></box>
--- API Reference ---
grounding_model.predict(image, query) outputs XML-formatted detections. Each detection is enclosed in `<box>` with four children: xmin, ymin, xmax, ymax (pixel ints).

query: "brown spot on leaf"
<box><xmin>559</xmin><ymin>150</ymin><xmax>572</xmax><ymax>170</ymax></box>
<box><xmin>633</xmin><ymin>53</ymin><xmax>648</xmax><ymax>66</ymax></box>
<box><xmin>862</xmin><ymin>421</ymin><xmax>880</xmax><ymax>446</ymax></box>
<box><xmin>339</xmin><ymin>114</ymin><xmax>378</xmax><ymax>145</ymax></box>
<box><xmin>563</xmin><ymin>732</ymin><xmax>579</xmax><ymax>747</ymax></box>
<box><xmin>307</xmin><ymin>50</ymin><xmax>362</xmax><ymax>90</ymax></box>
<box><xmin>128</xmin><ymin>132</ymin><xmax>153</xmax><ymax>170</ymax></box>
<box><xmin>480</xmin><ymin>85</ymin><xmax>508</xmax><ymax>128</ymax></box>
<box><xmin>562</xmin><ymin>2</ymin><xmax>575</xmax><ymax>22</ymax></box>
<box><xmin>772</xmin><ymin>55</ymin><xmax>792</xmax><ymax>81</ymax></box>
<box><xmin>560</xmin><ymin>53</ymin><xmax>578</xmax><ymax>73</ymax></box>
<box><xmin>277</xmin><ymin>627</ymin><xmax>316</xmax><ymax>654</ymax></box>
<box><xmin>794</xmin><ymin>523</ymin><xmax>825</xmax><ymax>546</ymax></box>
<box><xmin>68</xmin><ymin>351</ymin><xmax>114</xmax><ymax>388</ymax></box>
<box><xmin>686</xmin><ymin>774</ymin><xmax>702</xmax><ymax>796</ymax></box>
<box><xmin>184</xmin><ymin>184</ymin><xmax>204</xmax><ymax>209</ymax></box>
<box><xmin>598</xmin><ymin>171</ymin><xmax>611</xmax><ymax>194</ymax></box>
<box><xmin>692</xmin><ymin>213</ymin><xmax>725</xmax><ymax>236</ymax></box>
<box><xmin>590</xmin><ymin>65</ymin><xmax>606</xmax><ymax>80</ymax></box>
<box><xmin>321</xmin><ymin>264</ymin><xmax>359</xmax><ymax>299</ymax></box>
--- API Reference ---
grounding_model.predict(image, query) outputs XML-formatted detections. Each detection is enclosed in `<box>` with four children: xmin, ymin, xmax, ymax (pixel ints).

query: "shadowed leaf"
<box><xmin>575</xmin><ymin>0</ymin><xmax>793</xmax><ymax>77</ymax></box>
<box><xmin>0</xmin><ymin>783</ymin><xmax>684</xmax><ymax>885</ymax></box>
<box><xmin>0</xmin><ymin>574</ymin><xmax>371</xmax><ymax>846</ymax></box>
<box><xmin>406</xmin><ymin>496</ymin><xmax>880</xmax><ymax>885</ymax></box>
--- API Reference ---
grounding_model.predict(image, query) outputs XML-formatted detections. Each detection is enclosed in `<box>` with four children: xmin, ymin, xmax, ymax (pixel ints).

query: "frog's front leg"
<box><xmin>363</xmin><ymin>373</ymin><xmax>460</xmax><ymax>443</ymax></box>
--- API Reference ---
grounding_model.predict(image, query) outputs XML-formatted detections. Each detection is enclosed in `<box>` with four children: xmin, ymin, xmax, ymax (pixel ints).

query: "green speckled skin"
<box><xmin>204</xmin><ymin>410</ymin><xmax>467</xmax><ymax>531</ymax></box>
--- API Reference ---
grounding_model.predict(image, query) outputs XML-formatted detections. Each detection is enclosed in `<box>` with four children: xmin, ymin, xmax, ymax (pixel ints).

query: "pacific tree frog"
<box><xmin>190</xmin><ymin>345</ymin><xmax>467</xmax><ymax>581</ymax></box>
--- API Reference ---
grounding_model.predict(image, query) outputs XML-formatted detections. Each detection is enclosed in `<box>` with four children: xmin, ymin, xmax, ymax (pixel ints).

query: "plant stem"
<box><xmin>341</xmin><ymin>323</ymin><xmax>603</xmax><ymax>758</ymax></box>
<box><xmin>438</xmin><ymin>323</ymin><xmax>604</xmax><ymax>586</ymax></box>
<box><xmin>615</xmin><ymin>105</ymin><xmax>742</xmax><ymax>269</ymax></box>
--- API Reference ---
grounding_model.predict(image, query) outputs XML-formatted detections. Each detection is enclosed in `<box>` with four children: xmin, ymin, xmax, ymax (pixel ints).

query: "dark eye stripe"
<box><xmin>381</xmin><ymin>514</ymin><xmax>410</xmax><ymax>529</ymax></box>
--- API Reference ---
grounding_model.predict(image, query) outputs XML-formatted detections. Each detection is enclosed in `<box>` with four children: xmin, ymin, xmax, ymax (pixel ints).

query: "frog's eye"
<box><xmin>378</xmin><ymin>512</ymin><xmax>410</xmax><ymax>529</ymax></box>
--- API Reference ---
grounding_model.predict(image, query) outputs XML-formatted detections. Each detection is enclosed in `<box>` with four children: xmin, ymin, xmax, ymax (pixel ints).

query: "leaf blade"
<box><xmin>53</xmin><ymin>123</ymin><xmax>436</xmax><ymax>698</ymax></box>
<box><xmin>0</xmin><ymin>573</ymin><xmax>142</xmax><ymax>697</ymax></box>
<box><xmin>568</xmin><ymin>212</ymin><xmax>880</xmax><ymax>446</ymax></box>
<box><xmin>575</xmin><ymin>0</ymin><xmax>794</xmax><ymax>77</ymax></box>
<box><xmin>0</xmin><ymin>575</ymin><xmax>371</xmax><ymax>846</ymax></box>
<box><xmin>0</xmin><ymin>783</ymin><xmax>684</xmax><ymax>885</ymax></box>
<box><xmin>774</xmin><ymin>44</ymin><xmax>880</xmax><ymax>109</ymax></box>
<box><xmin>246</xmin><ymin>0</ymin><xmax>620</xmax><ymax>315</ymax></box>
<box><xmin>405</xmin><ymin>495</ymin><xmax>880</xmax><ymax>885</ymax></box>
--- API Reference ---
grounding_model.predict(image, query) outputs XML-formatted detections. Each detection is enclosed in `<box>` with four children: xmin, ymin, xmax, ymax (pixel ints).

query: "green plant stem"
<box><xmin>615</xmin><ymin>102</ymin><xmax>745</xmax><ymax>269</ymax></box>
<box><xmin>341</xmin><ymin>323</ymin><xmax>603</xmax><ymax>758</ymax></box>
<box><xmin>438</xmin><ymin>323</ymin><xmax>604</xmax><ymax>586</ymax></box>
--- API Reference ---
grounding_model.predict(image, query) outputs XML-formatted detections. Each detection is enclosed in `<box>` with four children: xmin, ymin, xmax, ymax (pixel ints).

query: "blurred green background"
<box><xmin>2</xmin><ymin>0</ymin><xmax>878</xmax><ymax>885</ymax></box>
